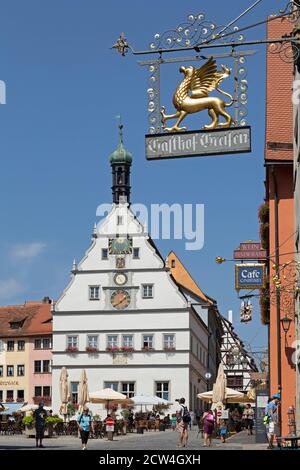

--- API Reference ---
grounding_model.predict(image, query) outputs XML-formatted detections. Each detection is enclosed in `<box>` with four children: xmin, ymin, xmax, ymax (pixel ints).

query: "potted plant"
<box><xmin>45</xmin><ymin>415</ymin><xmax>63</xmax><ymax>437</ymax></box>
<box><xmin>22</xmin><ymin>415</ymin><xmax>35</xmax><ymax>437</ymax></box>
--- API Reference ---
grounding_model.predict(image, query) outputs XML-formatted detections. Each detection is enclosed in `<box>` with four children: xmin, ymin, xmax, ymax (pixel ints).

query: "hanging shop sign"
<box><xmin>145</xmin><ymin>126</ymin><xmax>251</xmax><ymax>160</ymax></box>
<box><xmin>235</xmin><ymin>263</ymin><xmax>266</xmax><ymax>290</ymax></box>
<box><xmin>234</xmin><ymin>241</ymin><xmax>267</xmax><ymax>260</ymax></box>
<box><xmin>240</xmin><ymin>301</ymin><xmax>252</xmax><ymax>323</ymax></box>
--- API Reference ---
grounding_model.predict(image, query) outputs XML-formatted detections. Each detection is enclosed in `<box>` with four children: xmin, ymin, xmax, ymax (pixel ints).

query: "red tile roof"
<box><xmin>0</xmin><ymin>301</ymin><xmax>52</xmax><ymax>338</ymax></box>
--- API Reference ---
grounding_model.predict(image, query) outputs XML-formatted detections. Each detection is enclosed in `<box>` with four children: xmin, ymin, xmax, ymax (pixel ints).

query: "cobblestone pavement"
<box><xmin>0</xmin><ymin>428</ymin><xmax>268</xmax><ymax>450</ymax></box>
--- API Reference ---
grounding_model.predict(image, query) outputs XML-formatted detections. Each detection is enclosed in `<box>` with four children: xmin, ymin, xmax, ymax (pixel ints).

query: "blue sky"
<box><xmin>0</xmin><ymin>0</ymin><xmax>280</xmax><ymax>356</ymax></box>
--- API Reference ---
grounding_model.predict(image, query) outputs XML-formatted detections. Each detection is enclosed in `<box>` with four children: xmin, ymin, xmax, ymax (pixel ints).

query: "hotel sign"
<box><xmin>235</xmin><ymin>263</ymin><xmax>266</xmax><ymax>290</ymax></box>
<box><xmin>0</xmin><ymin>380</ymin><xmax>19</xmax><ymax>386</ymax></box>
<box><xmin>145</xmin><ymin>127</ymin><xmax>251</xmax><ymax>160</ymax></box>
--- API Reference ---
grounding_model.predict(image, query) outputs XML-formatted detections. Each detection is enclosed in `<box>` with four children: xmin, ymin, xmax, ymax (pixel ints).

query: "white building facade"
<box><xmin>52</xmin><ymin>134</ymin><xmax>209</xmax><ymax>416</ymax></box>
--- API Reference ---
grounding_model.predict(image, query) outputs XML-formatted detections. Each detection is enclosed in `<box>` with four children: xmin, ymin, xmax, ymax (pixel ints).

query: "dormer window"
<box><xmin>9</xmin><ymin>320</ymin><xmax>24</xmax><ymax>329</ymax></box>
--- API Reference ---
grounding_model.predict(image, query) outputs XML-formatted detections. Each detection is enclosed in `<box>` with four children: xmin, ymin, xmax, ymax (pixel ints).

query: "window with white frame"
<box><xmin>155</xmin><ymin>381</ymin><xmax>169</xmax><ymax>401</ymax></box>
<box><xmin>104</xmin><ymin>381</ymin><xmax>118</xmax><ymax>391</ymax></box>
<box><xmin>122</xmin><ymin>335</ymin><xmax>133</xmax><ymax>348</ymax></box>
<box><xmin>142</xmin><ymin>334</ymin><xmax>154</xmax><ymax>349</ymax></box>
<box><xmin>6</xmin><ymin>390</ymin><xmax>14</xmax><ymax>401</ymax></box>
<box><xmin>163</xmin><ymin>334</ymin><xmax>175</xmax><ymax>349</ymax></box>
<box><xmin>142</xmin><ymin>284</ymin><xmax>153</xmax><ymax>298</ymax></box>
<box><xmin>67</xmin><ymin>336</ymin><xmax>78</xmax><ymax>349</ymax></box>
<box><xmin>117</xmin><ymin>215</ymin><xmax>123</xmax><ymax>225</ymax></box>
<box><xmin>17</xmin><ymin>365</ymin><xmax>25</xmax><ymax>376</ymax></box>
<box><xmin>7</xmin><ymin>365</ymin><xmax>14</xmax><ymax>377</ymax></box>
<box><xmin>89</xmin><ymin>286</ymin><xmax>100</xmax><ymax>300</ymax></box>
<box><xmin>70</xmin><ymin>382</ymin><xmax>79</xmax><ymax>403</ymax></box>
<box><xmin>107</xmin><ymin>335</ymin><xmax>118</xmax><ymax>348</ymax></box>
<box><xmin>102</xmin><ymin>248</ymin><xmax>108</xmax><ymax>260</ymax></box>
<box><xmin>121</xmin><ymin>382</ymin><xmax>135</xmax><ymax>398</ymax></box>
<box><xmin>34</xmin><ymin>386</ymin><xmax>42</xmax><ymax>397</ymax></box>
<box><xmin>133</xmin><ymin>247</ymin><xmax>140</xmax><ymax>259</ymax></box>
<box><xmin>18</xmin><ymin>340</ymin><xmax>25</xmax><ymax>351</ymax></box>
<box><xmin>0</xmin><ymin>366</ymin><xmax>3</xmax><ymax>377</ymax></box>
<box><xmin>34</xmin><ymin>338</ymin><xmax>52</xmax><ymax>349</ymax></box>
<box><xmin>87</xmin><ymin>335</ymin><xmax>98</xmax><ymax>349</ymax></box>
<box><xmin>7</xmin><ymin>341</ymin><xmax>14</xmax><ymax>351</ymax></box>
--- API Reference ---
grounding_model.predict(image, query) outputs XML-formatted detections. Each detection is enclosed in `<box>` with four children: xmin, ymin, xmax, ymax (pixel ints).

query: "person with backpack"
<box><xmin>175</xmin><ymin>398</ymin><xmax>190</xmax><ymax>448</ymax></box>
<box><xmin>76</xmin><ymin>406</ymin><xmax>94</xmax><ymax>450</ymax></box>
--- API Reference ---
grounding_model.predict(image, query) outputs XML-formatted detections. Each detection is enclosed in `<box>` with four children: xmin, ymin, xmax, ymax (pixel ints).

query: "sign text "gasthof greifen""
<box><xmin>145</xmin><ymin>126</ymin><xmax>251</xmax><ymax>160</ymax></box>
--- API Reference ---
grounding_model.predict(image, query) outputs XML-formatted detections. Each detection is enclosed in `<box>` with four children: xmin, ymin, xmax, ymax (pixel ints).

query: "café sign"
<box><xmin>235</xmin><ymin>263</ymin><xmax>266</xmax><ymax>290</ymax></box>
<box><xmin>146</xmin><ymin>127</ymin><xmax>251</xmax><ymax>160</ymax></box>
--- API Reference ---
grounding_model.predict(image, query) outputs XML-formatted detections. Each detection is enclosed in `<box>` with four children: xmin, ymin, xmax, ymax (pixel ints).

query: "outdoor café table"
<box><xmin>277</xmin><ymin>435</ymin><xmax>300</xmax><ymax>449</ymax></box>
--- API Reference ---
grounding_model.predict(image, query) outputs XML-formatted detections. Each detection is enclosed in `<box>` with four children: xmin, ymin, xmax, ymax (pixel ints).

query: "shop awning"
<box><xmin>0</xmin><ymin>402</ymin><xmax>24</xmax><ymax>415</ymax></box>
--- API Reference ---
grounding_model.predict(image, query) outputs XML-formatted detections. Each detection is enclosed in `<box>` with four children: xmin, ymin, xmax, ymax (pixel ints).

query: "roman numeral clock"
<box><xmin>108</xmin><ymin>237</ymin><xmax>134</xmax><ymax>310</ymax></box>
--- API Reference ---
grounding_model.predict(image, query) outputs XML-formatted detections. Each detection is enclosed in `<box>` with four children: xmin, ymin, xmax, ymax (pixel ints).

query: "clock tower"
<box><xmin>109</xmin><ymin>124</ymin><xmax>132</xmax><ymax>205</ymax></box>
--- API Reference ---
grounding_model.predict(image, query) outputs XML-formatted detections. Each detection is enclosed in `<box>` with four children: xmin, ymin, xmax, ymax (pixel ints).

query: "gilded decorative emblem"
<box><xmin>161</xmin><ymin>58</ymin><xmax>234</xmax><ymax>132</ymax></box>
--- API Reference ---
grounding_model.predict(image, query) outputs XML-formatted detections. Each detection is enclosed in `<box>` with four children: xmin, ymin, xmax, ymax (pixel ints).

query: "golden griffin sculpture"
<box><xmin>161</xmin><ymin>58</ymin><xmax>234</xmax><ymax>132</ymax></box>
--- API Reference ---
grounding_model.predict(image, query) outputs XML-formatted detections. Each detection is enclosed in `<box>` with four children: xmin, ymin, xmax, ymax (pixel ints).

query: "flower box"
<box><xmin>163</xmin><ymin>346</ymin><xmax>176</xmax><ymax>352</ymax></box>
<box><xmin>141</xmin><ymin>347</ymin><xmax>154</xmax><ymax>352</ymax></box>
<box><xmin>106</xmin><ymin>346</ymin><xmax>120</xmax><ymax>353</ymax></box>
<box><xmin>86</xmin><ymin>346</ymin><xmax>98</xmax><ymax>353</ymax></box>
<box><xmin>66</xmin><ymin>346</ymin><xmax>78</xmax><ymax>353</ymax></box>
<box><xmin>33</xmin><ymin>396</ymin><xmax>51</xmax><ymax>406</ymax></box>
<box><xmin>120</xmin><ymin>346</ymin><xmax>135</xmax><ymax>353</ymax></box>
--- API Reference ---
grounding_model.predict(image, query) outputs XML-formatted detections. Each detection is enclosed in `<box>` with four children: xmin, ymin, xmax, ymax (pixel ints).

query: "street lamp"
<box><xmin>280</xmin><ymin>315</ymin><xmax>292</xmax><ymax>346</ymax></box>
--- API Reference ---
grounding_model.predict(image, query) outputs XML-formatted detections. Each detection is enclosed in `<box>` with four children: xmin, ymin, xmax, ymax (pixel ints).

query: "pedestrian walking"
<box><xmin>33</xmin><ymin>401</ymin><xmax>48</xmax><ymax>448</ymax></box>
<box><xmin>171</xmin><ymin>414</ymin><xmax>177</xmax><ymax>431</ymax></box>
<box><xmin>202</xmin><ymin>410</ymin><xmax>215</xmax><ymax>447</ymax></box>
<box><xmin>243</xmin><ymin>404</ymin><xmax>254</xmax><ymax>436</ymax></box>
<box><xmin>175</xmin><ymin>398</ymin><xmax>190</xmax><ymax>448</ymax></box>
<box><xmin>219</xmin><ymin>419</ymin><xmax>228</xmax><ymax>443</ymax></box>
<box><xmin>265</xmin><ymin>394</ymin><xmax>280</xmax><ymax>449</ymax></box>
<box><xmin>76</xmin><ymin>406</ymin><xmax>94</xmax><ymax>450</ymax></box>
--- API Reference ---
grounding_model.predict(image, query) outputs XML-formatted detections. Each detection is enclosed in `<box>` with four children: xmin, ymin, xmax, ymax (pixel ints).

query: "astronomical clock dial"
<box><xmin>114</xmin><ymin>273</ymin><xmax>127</xmax><ymax>286</ymax></box>
<box><xmin>111</xmin><ymin>290</ymin><xmax>131</xmax><ymax>310</ymax></box>
<box><xmin>109</xmin><ymin>237</ymin><xmax>132</xmax><ymax>255</ymax></box>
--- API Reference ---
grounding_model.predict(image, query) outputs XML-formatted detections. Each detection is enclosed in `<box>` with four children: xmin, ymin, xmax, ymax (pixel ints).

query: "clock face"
<box><xmin>111</xmin><ymin>290</ymin><xmax>131</xmax><ymax>310</ymax></box>
<box><xmin>109</xmin><ymin>238</ymin><xmax>132</xmax><ymax>255</ymax></box>
<box><xmin>114</xmin><ymin>273</ymin><xmax>127</xmax><ymax>286</ymax></box>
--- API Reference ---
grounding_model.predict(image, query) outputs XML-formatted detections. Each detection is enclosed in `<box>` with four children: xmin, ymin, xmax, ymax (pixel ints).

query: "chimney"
<box><xmin>43</xmin><ymin>296</ymin><xmax>51</xmax><ymax>304</ymax></box>
<box><xmin>228</xmin><ymin>310</ymin><xmax>233</xmax><ymax>324</ymax></box>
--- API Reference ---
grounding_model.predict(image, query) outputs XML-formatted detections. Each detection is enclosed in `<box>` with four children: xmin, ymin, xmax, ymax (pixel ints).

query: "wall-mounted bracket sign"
<box><xmin>234</xmin><ymin>241</ymin><xmax>267</xmax><ymax>260</ymax></box>
<box><xmin>146</xmin><ymin>126</ymin><xmax>251</xmax><ymax>160</ymax></box>
<box><xmin>235</xmin><ymin>263</ymin><xmax>266</xmax><ymax>290</ymax></box>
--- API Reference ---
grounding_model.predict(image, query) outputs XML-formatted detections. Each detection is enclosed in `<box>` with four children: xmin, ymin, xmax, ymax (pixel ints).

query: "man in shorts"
<box><xmin>266</xmin><ymin>394</ymin><xmax>280</xmax><ymax>449</ymax></box>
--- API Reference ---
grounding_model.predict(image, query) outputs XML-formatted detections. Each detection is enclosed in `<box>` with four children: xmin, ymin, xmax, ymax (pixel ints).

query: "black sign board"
<box><xmin>255</xmin><ymin>389</ymin><xmax>269</xmax><ymax>444</ymax></box>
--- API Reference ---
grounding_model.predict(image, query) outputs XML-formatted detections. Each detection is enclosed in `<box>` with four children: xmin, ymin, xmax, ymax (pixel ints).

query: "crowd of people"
<box><xmin>1</xmin><ymin>395</ymin><xmax>282</xmax><ymax>449</ymax></box>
